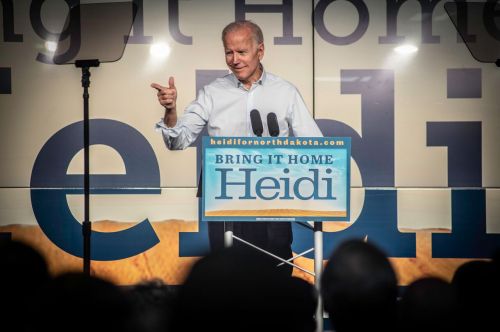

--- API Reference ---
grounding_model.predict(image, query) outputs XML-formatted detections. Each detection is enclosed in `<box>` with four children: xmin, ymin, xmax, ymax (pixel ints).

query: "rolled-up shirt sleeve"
<box><xmin>155</xmin><ymin>87</ymin><xmax>212</xmax><ymax>150</ymax></box>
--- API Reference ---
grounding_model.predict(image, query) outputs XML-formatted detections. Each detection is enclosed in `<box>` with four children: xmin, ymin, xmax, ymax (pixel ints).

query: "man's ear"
<box><xmin>258</xmin><ymin>43</ymin><xmax>264</xmax><ymax>60</ymax></box>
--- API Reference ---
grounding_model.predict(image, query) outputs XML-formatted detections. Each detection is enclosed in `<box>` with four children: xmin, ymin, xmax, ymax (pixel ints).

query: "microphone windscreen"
<box><xmin>267</xmin><ymin>112</ymin><xmax>279</xmax><ymax>137</ymax></box>
<box><xmin>250</xmin><ymin>109</ymin><xmax>263</xmax><ymax>137</ymax></box>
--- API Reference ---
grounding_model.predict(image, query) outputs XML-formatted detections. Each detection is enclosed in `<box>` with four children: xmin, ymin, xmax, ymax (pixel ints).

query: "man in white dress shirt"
<box><xmin>152</xmin><ymin>20</ymin><xmax>322</xmax><ymax>275</ymax></box>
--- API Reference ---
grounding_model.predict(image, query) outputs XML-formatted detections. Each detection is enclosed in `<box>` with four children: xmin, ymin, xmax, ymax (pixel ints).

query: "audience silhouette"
<box><xmin>452</xmin><ymin>259</ymin><xmax>500</xmax><ymax>331</ymax></box>
<box><xmin>169</xmin><ymin>246</ymin><xmax>317</xmax><ymax>332</ymax></box>
<box><xmin>398</xmin><ymin>277</ymin><xmax>458</xmax><ymax>332</ymax></box>
<box><xmin>33</xmin><ymin>272</ymin><xmax>141</xmax><ymax>332</ymax></box>
<box><xmin>2</xmin><ymin>237</ymin><xmax>500</xmax><ymax>332</ymax></box>
<box><xmin>320</xmin><ymin>239</ymin><xmax>398</xmax><ymax>332</ymax></box>
<box><xmin>0</xmin><ymin>240</ymin><xmax>50</xmax><ymax>332</ymax></box>
<box><xmin>127</xmin><ymin>278</ymin><xmax>178</xmax><ymax>332</ymax></box>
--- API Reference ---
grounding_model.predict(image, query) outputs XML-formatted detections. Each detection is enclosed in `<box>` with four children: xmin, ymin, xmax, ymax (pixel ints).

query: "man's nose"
<box><xmin>232</xmin><ymin>53</ymin><xmax>239</xmax><ymax>64</ymax></box>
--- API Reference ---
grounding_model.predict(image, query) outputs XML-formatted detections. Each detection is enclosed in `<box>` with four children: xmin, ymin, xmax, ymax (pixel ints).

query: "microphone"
<box><xmin>267</xmin><ymin>112</ymin><xmax>279</xmax><ymax>137</ymax></box>
<box><xmin>250</xmin><ymin>109</ymin><xmax>263</xmax><ymax>137</ymax></box>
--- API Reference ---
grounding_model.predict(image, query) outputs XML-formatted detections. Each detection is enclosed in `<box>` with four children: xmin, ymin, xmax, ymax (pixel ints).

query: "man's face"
<box><xmin>223</xmin><ymin>27</ymin><xmax>264</xmax><ymax>86</ymax></box>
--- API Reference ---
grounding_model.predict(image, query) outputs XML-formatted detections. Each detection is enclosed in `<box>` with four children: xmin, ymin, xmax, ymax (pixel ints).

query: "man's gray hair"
<box><xmin>222</xmin><ymin>20</ymin><xmax>264</xmax><ymax>44</ymax></box>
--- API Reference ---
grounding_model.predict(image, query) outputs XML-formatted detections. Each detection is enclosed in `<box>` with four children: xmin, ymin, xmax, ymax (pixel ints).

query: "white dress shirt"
<box><xmin>156</xmin><ymin>70</ymin><xmax>322</xmax><ymax>150</ymax></box>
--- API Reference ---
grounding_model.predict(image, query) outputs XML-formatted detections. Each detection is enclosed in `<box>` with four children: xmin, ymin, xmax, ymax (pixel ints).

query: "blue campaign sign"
<box><xmin>202</xmin><ymin>136</ymin><xmax>351</xmax><ymax>222</ymax></box>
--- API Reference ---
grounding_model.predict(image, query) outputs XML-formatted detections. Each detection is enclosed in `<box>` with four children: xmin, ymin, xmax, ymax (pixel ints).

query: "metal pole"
<box><xmin>233</xmin><ymin>235</ymin><xmax>315</xmax><ymax>276</ymax></box>
<box><xmin>314</xmin><ymin>222</ymin><xmax>323</xmax><ymax>332</ymax></box>
<box><xmin>76</xmin><ymin>59</ymin><xmax>99</xmax><ymax>276</ymax></box>
<box><xmin>224</xmin><ymin>222</ymin><xmax>233</xmax><ymax>248</ymax></box>
<box><xmin>82</xmin><ymin>65</ymin><xmax>91</xmax><ymax>275</ymax></box>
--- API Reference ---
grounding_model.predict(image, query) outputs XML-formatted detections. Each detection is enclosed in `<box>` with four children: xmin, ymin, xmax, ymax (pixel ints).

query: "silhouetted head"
<box><xmin>452</xmin><ymin>260</ymin><xmax>500</xmax><ymax>330</ymax></box>
<box><xmin>0</xmin><ymin>239</ymin><xmax>49</xmax><ymax>288</ymax></box>
<box><xmin>0</xmin><ymin>240</ymin><xmax>50</xmax><ymax>331</ymax></box>
<box><xmin>171</xmin><ymin>246</ymin><xmax>316</xmax><ymax>332</ymax></box>
<box><xmin>127</xmin><ymin>278</ymin><xmax>178</xmax><ymax>332</ymax></box>
<box><xmin>321</xmin><ymin>239</ymin><xmax>398</xmax><ymax>332</ymax></box>
<box><xmin>399</xmin><ymin>277</ymin><xmax>458</xmax><ymax>332</ymax></box>
<box><xmin>35</xmin><ymin>272</ymin><xmax>140</xmax><ymax>332</ymax></box>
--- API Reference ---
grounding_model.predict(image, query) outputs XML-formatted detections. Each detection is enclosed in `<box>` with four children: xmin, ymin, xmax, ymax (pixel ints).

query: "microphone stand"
<box><xmin>224</xmin><ymin>110</ymin><xmax>262</xmax><ymax>248</ymax></box>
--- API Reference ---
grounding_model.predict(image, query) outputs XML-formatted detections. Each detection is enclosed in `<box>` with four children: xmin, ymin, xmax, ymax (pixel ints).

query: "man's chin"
<box><xmin>231</xmin><ymin>71</ymin><xmax>247</xmax><ymax>81</ymax></box>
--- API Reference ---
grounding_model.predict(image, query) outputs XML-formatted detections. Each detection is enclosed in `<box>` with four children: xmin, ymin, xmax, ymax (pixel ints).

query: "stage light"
<box><xmin>150</xmin><ymin>42</ymin><xmax>171</xmax><ymax>59</ymax></box>
<box><xmin>381</xmin><ymin>42</ymin><xmax>418</xmax><ymax>70</ymax></box>
<box><xmin>394</xmin><ymin>44</ymin><xmax>418</xmax><ymax>55</ymax></box>
<box><xmin>45</xmin><ymin>41</ymin><xmax>58</xmax><ymax>53</ymax></box>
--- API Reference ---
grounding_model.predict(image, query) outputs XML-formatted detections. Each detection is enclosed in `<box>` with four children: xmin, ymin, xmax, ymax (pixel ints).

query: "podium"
<box><xmin>201</xmin><ymin>136</ymin><xmax>351</xmax><ymax>332</ymax></box>
<box><xmin>52</xmin><ymin>2</ymin><xmax>137</xmax><ymax>274</ymax></box>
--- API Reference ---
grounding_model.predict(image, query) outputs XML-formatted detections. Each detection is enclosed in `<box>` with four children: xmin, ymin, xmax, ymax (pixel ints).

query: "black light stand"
<box><xmin>53</xmin><ymin>1</ymin><xmax>136</xmax><ymax>275</ymax></box>
<box><xmin>75</xmin><ymin>59</ymin><xmax>100</xmax><ymax>275</ymax></box>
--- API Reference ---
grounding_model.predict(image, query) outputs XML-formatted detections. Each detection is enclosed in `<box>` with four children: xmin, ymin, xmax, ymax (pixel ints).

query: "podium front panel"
<box><xmin>202</xmin><ymin>136</ymin><xmax>351</xmax><ymax>222</ymax></box>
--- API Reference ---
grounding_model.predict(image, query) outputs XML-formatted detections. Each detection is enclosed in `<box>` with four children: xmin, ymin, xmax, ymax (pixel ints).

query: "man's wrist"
<box><xmin>164</xmin><ymin>110</ymin><xmax>177</xmax><ymax>127</ymax></box>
